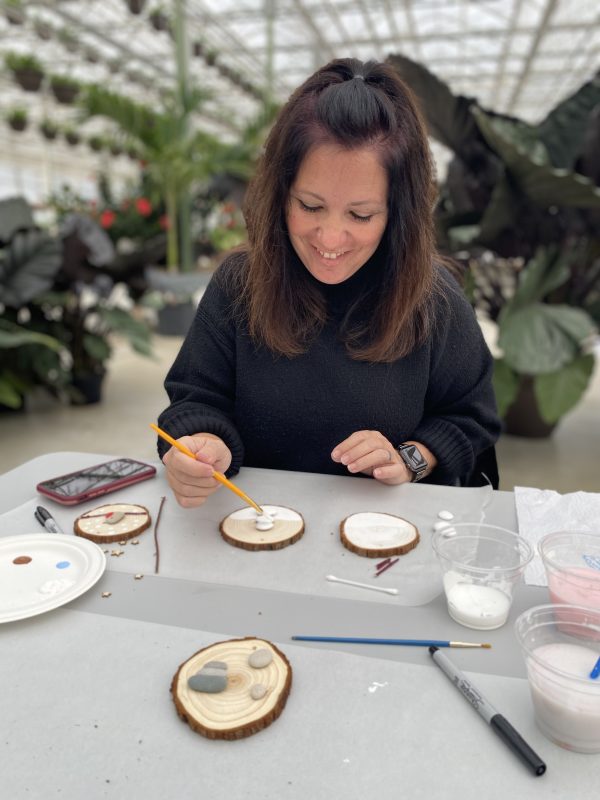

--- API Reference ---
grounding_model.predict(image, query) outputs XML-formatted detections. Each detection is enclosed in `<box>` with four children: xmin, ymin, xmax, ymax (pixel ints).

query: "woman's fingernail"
<box><xmin>331</xmin><ymin>450</ymin><xmax>339</xmax><ymax>460</ymax></box>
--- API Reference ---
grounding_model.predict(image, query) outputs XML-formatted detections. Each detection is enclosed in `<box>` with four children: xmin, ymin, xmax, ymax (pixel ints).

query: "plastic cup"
<box><xmin>538</xmin><ymin>532</ymin><xmax>600</xmax><ymax>611</ymax></box>
<box><xmin>431</xmin><ymin>523</ymin><xmax>533</xmax><ymax>630</ymax></box>
<box><xmin>515</xmin><ymin>604</ymin><xmax>600</xmax><ymax>753</ymax></box>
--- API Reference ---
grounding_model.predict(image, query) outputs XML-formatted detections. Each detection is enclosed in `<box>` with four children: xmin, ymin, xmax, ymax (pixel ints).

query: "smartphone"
<box><xmin>36</xmin><ymin>458</ymin><xmax>157</xmax><ymax>505</ymax></box>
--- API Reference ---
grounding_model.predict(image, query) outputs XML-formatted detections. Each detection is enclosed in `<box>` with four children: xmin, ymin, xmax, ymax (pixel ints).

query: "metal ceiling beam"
<box><xmin>289</xmin><ymin>0</ymin><xmax>337</xmax><ymax>60</ymax></box>
<box><xmin>506</xmin><ymin>0</ymin><xmax>560</xmax><ymax>109</ymax></box>
<box><xmin>491</xmin><ymin>0</ymin><xmax>525</xmax><ymax>108</ymax></box>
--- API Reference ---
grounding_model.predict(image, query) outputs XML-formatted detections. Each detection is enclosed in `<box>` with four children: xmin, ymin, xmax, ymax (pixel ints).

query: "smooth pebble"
<box><xmin>437</xmin><ymin>510</ymin><xmax>454</xmax><ymax>521</ymax></box>
<box><xmin>442</xmin><ymin>526</ymin><xmax>457</xmax><ymax>537</ymax></box>
<box><xmin>433</xmin><ymin>520</ymin><xmax>450</xmax><ymax>531</ymax></box>
<box><xmin>106</xmin><ymin>511</ymin><xmax>125</xmax><ymax>524</ymax></box>
<box><xmin>250</xmin><ymin>684</ymin><xmax>267</xmax><ymax>700</ymax></box>
<box><xmin>188</xmin><ymin>672</ymin><xmax>227</xmax><ymax>693</ymax></box>
<box><xmin>248</xmin><ymin>648</ymin><xmax>273</xmax><ymax>668</ymax></box>
<box><xmin>204</xmin><ymin>660</ymin><xmax>227</xmax><ymax>671</ymax></box>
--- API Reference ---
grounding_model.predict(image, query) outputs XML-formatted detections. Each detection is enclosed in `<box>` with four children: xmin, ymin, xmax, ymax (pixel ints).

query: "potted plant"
<box><xmin>149</xmin><ymin>6</ymin><xmax>169</xmax><ymax>31</ymax></box>
<box><xmin>88</xmin><ymin>134</ymin><xmax>106</xmax><ymax>153</ymax></box>
<box><xmin>39</xmin><ymin>119</ymin><xmax>59</xmax><ymax>141</ymax></box>
<box><xmin>7</xmin><ymin>108</ymin><xmax>28</xmax><ymax>132</ymax></box>
<box><xmin>33</xmin><ymin>18</ymin><xmax>53</xmax><ymax>41</ymax></box>
<box><xmin>4</xmin><ymin>0</ymin><xmax>25</xmax><ymax>25</ymax></box>
<box><xmin>5</xmin><ymin>52</ymin><xmax>45</xmax><ymax>92</ymax></box>
<box><xmin>57</xmin><ymin>27</ymin><xmax>78</xmax><ymax>53</ymax></box>
<box><xmin>64</xmin><ymin>128</ymin><xmax>81</xmax><ymax>147</ymax></box>
<box><xmin>126</xmin><ymin>0</ymin><xmax>147</xmax><ymax>14</ymax></box>
<box><xmin>0</xmin><ymin>197</ymin><xmax>154</xmax><ymax>406</ymax></box>
<box><xmin>388</xmin><ymin>54</ymin><xmax>600</xmax><ymax>436</ymax></box>
<box><xmin>50</xmin><ymin>74</ymin><xmax>81</xmax><ymax>105</ymax></box>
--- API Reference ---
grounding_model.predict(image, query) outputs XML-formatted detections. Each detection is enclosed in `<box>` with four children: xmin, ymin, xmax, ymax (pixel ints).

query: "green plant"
<box><xmin>388</xmin><ymin>54</ymin><xmax>600</xmax><ymax>427</ymax></box>
<box><xmin>39</xmin><ymin>119</ymin><xmax>59</xmax><ymax>140</ymax></box>
<box><xmin>7</xmin><ymin>107</ymin><xmax>28</xmax><ymax>131</ymax></box>
<box><xmin>50</xmin><ymin>74</ymin><xmax>81</xmax><ymax>104</ymax></box>
<box><xmin>5</xmin><ymin>52</ymin><xmax>42</xmax><ymax>72</ymax></box>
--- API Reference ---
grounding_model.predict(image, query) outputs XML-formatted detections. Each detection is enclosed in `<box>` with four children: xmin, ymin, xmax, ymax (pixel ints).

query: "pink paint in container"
<box><xmin>538</xmin><ymin>532</ymin><xmax>600</xmax><ymax>612</ymax></box>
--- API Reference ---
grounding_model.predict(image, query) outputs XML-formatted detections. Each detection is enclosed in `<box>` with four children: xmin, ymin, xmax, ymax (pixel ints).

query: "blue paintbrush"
<box><xmin>291</xmin><ymin>636</ymin><xmax>491</xmax><ymax>648</ymax></box>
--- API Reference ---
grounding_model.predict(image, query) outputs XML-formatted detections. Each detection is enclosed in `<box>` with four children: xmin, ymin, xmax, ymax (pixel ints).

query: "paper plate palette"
<box><xmin>0</xmin><ymin>534</ymin><xmax>106</xmax><ymax>623</ymax></box>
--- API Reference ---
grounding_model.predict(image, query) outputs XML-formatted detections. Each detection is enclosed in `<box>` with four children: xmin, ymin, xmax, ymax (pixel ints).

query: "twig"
<box><xmin>154</xmin><ymin>495</ymin><xmax>166</xmax><ymax>574</ymax></box>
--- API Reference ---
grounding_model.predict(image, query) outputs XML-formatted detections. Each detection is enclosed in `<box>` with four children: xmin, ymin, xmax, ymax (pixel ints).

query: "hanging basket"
<box><xmin>150</xmin><ymin>10</ymin><xmax>169</xmax><ymax>31</ymax></box>
<box><xmin>65</xmin><ymin>131</ymin><xmax>80</xmax><ymax>146</ymax></box>
<box><xmin>40</xmin><ymin>123</ymin><xmax>58</xmax><ymax>141</ymax></box>
<box><xmin>8</xmin><ymin>117</ymin><xmax>28</xmax><ymax>132</ymax></box>
<box><xmin>126</xmin><ymin>0</ymin><xmax>147</xmax><ymax>13</ymax></box>
<box><xmin>13</xmin><ymin>68</ymin><xmax>44</xmax><ymax>92</ymax></box>
<box><xmin>50</xmin><ymin>80</ymin><xmax>80</xmax><ymax>105</ymax></box>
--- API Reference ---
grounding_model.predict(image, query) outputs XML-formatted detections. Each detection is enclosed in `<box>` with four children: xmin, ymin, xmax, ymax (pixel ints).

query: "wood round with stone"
<box><xmin>171</xmin><ymin>637</ymin><xmax>292</xmax><ymax>740</ymax></box>
<box><xmin>340</xmin><ymin>512</ymin><xmax>419</xmax><ymax>558</ymax></box>
<box><xmin>74</xmin><ymin>503</ymin><xmax>151</xmax><ymax>544</ymax></box>
<box><xmin>219</xmin><ymin>505</ymin><xmax>304</xmax><ymax>551</ymax></box>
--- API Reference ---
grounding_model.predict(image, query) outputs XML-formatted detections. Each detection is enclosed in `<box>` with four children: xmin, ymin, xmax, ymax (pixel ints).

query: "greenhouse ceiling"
<box><xmin>1</xmin><ymin>0</ymin><xmax>599</xmax><ymax>139</ymax></box>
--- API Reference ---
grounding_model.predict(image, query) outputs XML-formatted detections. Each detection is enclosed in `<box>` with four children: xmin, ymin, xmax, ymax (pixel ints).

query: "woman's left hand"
<box><xmin>331</xmin><ymin>430</ymin><xmax>412</xmax><ymax>485</ymax></box>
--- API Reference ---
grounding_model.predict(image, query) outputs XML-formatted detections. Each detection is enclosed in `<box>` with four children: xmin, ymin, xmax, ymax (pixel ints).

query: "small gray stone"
<box><xmin>248</xmin><ymin>648</ymin><xmax>273</xmax><ymax>669</ymax></box>
<box><xmin>204</xmin><ymin>660</ymin><xmax>227</xmax><ymax>671</ymax></box>
<box><xmin>250</xmin><ymin>684</ymin><xmax>267</xmax><ymax>700</ymax></box>
<box><xmin>188</xmin><ymin>672</ymin><xmax>227</xmax><ymax>693</ymax></box>
<box><xmin>200</xmin><ymin>667</ymin><xmax>229</xmax><ymax>678</ymax></box>
<box><xmin>437</xmin><ymin>510</ymin><xmax>454</xmax><ymax>521</ymax></box>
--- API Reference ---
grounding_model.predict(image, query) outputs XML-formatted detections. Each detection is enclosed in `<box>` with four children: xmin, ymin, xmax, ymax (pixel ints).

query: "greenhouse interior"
<box><xmin>0</xmin><ymin>0</ymin><xmax>599</xmax><ymax>491</ymax></box>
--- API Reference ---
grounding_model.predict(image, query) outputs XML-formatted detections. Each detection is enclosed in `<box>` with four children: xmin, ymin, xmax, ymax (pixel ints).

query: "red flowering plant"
<box><xmin>93</xmin><ymin>193</ymin><xmax>164</xmax><ymax>252</ymax></box>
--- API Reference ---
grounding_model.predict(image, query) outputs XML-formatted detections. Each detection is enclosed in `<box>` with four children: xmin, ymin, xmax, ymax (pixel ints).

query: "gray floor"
<box><xmin>0</xmin><ymin>334</ymin><xmax>598</xmax><ymax>493</ymax></box>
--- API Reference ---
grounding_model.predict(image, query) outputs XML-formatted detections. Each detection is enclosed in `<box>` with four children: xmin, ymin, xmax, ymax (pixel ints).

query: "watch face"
<box><xmin>399</xmin><ymin>445</ymin><xmax>427</xmax><ymax>471</ymax></box>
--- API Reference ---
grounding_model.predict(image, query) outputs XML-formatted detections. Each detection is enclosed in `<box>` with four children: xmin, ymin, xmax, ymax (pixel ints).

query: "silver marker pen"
<box><xmin>429</xmin><ymin>646</ymin><xmax>546</xmax><ymax>776</ymax></box>
<box><xmin>35</xmin><ymin>506</ymin><xmax>63</xmax><ymax>534</ymax></box>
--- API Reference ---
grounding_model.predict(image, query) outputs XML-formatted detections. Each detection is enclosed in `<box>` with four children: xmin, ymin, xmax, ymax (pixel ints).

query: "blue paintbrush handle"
<box><xmin>291</xmin><ymin>636</ymin><xmax>453</xmax><ymax>647</ymax></box>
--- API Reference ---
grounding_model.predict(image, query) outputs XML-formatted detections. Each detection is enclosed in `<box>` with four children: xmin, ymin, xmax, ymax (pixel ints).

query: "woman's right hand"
<box><xmin>162</xmin><ymin>433</ymin><xmax>232</xmax><ymax>507</ymax></box>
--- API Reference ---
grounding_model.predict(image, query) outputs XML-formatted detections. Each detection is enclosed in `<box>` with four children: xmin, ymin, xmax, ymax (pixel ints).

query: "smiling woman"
<box><xmin>155</xmin><ymin>58</ymin><xmax>501</xmax><ymax>504</ymax></box>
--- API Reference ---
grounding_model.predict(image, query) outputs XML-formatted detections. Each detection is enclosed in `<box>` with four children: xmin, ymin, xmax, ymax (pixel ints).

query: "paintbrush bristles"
<box><xmin>450</xmin><ymin>641</ymin><xmax>492</xmax><ymax>648</ymax></box>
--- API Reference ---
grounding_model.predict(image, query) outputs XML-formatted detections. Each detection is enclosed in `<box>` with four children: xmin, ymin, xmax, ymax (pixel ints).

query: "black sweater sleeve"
<box><xmin>156</xmin><ymin>264</ymin><xmax>245</xmax><ymax>475</ymax></box>
<box><xmin>411</xmin><ymin>271</ymin><xmax>501</xmax><ymax>483</ymax></box>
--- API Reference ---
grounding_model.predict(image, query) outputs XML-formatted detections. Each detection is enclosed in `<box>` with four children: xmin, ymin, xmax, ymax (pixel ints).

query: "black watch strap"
<box><xmin>396</xmin><ymin>443</ymin><xmax>428</xmax><ymax>482</ymax></box>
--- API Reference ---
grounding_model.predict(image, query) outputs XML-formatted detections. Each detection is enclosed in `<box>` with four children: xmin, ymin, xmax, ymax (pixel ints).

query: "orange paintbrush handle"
<box><xmin>150</xmin><ymin>423</ymin><xmax>263</xmax><ymax>514</ymax></box>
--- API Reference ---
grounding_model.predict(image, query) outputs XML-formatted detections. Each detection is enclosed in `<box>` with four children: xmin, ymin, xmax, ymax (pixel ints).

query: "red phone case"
<box><xmin>36</xmin><ymin>459</ymin><xmax>157</xmax><ymax>505</ymax></box>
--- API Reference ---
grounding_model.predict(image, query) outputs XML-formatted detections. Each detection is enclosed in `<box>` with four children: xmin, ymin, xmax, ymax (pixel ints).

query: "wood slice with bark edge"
<box><xmin>171</xmin><ymin>637</ymin><xmax>292</xmax><ymax>740</ymax></box>
<box><xmin>219</xmin><ymin>505</ymin><xmax>304</xmax><ymax>551</ymax></box>
<box><xmin>340</xmin><ymin>512</ymin><xmax>420</xmax><ymax>558</ymax></box>
<box><xmin>74</xmin><ymin>503</ymin><xmax>151</xmax><ymax>544</ymax></box>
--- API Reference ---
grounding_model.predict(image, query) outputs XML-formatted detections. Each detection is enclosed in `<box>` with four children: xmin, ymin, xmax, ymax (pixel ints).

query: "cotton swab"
<box><xmin>325</xmin><ymin>574</ymin><xmax>398</xmax><ymax>596</ymax></box>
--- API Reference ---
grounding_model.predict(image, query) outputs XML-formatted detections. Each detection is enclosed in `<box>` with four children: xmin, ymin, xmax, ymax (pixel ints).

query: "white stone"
<box><xmin>437</xmin><ymin>510</ymin><xmax>454</xmax><ymax>521</ymax></box>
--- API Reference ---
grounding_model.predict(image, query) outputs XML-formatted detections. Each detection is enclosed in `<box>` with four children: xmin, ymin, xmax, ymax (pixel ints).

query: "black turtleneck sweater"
<box><xmin>157</xmin><ymin>251</ymin><xmax>500</xmax><ymax>485</ymax></box>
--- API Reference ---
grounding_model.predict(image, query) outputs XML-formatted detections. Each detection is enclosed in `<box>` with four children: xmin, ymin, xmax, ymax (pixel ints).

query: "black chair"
<box><xmin>459</xmin><ymin>446</ymin><xmax>499</xmax><ymax>489</ymax></box>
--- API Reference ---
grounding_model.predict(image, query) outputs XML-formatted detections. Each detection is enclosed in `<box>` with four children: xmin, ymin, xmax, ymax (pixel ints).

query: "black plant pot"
<box><xmin>157</xmin><ymin>302</ymin><xmax>197</xmax><ymax>337</ymax></box>
<box><xmin>503</xmin><ymin>376</ymin><xmax>557</xmax><ymax>438</ymax></box>
<box><xmin>70</xmin><ymin>371</ymin><xmax>105</xmax><ymax>405</ymax></box>
<box><xmin>13</xmin><ymin>68</ymin><xmax>44</xmax><ymax>92</ymax></box>
<box><xmin>127</xmin><ymin>0</ymin><xmax>147</xmax><ymax>12</ymax></box>
<box><xmin>51</xmin><ymin>83</ymin><xmax>79</xmax><ymax>105</ymax></box>
<box><xmin>8</xmin><ymin>118</ymin><xmax>27</xmax><ymax>132</ymax></box>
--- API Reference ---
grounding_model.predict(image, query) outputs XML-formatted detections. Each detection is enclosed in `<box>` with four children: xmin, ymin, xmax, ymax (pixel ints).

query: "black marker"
<box><xmin>429</xmin><ymin>646</ymin><xmax>546</xmax><ymax>776</ymax></box>
<box><xmin>35</xmin><ymin>506</ymin><xmax>63</xmax><ymax>534</ymax></box>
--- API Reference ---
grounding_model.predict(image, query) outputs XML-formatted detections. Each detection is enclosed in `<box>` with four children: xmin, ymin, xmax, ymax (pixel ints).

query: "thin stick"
<box><xmin>375</xmin><ymin>557</ymin><xmax>399</xmax><ymax>577</ymax></box>
<box><xmin>154</xmin><ymin>495</ymin><xmax>166</xmax><ymax>575</ymax></box>
<box><xmin>375</xmin><ymin>557</ymin><xmax>391</xmax><ymax>569</ymax></box>
<box><xmin>326</xmin><ymin>574</ymin><xmax>398</xmax><ymax>596</ymax></box>
<box><xmin>291</xmin><ymin>636</ymin><xmax>492</xmax><ymax>648</ymax></box>
<box><xmin>150</xmin><ymin>423</ymin><xmax>263</xmax><ymax>514</ymax></box>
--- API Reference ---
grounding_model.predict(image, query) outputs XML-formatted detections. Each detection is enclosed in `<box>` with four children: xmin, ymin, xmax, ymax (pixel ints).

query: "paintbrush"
<box><xmin>150</xmin><ymin>423</ymin><xmax>263</xmax><ymax>514</ymax></box>
<box><xmin>291</xmin><ymin>635</ymin><xmax>492</xmax><ymax>648</ymax></box>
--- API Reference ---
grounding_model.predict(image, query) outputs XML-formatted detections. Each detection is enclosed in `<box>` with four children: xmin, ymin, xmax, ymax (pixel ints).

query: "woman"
<box><xmin>157</xmin><ymin>58</ymin><xmax>501</xmax><ymax>508</ymax></box>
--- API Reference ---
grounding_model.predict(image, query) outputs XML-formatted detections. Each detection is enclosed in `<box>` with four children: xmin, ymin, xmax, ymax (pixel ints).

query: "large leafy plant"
<box><xmin>388</xmin><ymin>55</ymin><xmax>600</xmax><ymax>426</ymax></box>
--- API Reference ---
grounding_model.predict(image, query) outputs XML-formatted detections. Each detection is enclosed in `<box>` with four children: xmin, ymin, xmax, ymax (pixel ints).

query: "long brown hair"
<box><xmin>237</xmin><ymin>57</ymin><xmax>442</xmax><ymax>362</ymax></box>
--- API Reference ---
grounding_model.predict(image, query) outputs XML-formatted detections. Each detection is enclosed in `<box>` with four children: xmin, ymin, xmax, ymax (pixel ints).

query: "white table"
<box><xmin>1</xmin><ymin>452</ymin><xmax>596</xmax><ymax>799</ymax></box>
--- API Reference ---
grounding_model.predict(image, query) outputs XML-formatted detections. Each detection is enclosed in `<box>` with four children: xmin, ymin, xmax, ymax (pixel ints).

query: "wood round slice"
<box><xmin>220</xmin><ymin>505</ymin><xmax>304</xmax><ymax>551</ymax></box>
<box><xmin>340</xmin><ymin>512</ymin><xmax>419</xmax><ymax>558</ymax></box>
<box><xmin>171</xmin><ymin>637</ymin><xmax>292</xmax><ymax>740</ymax></box>
<box><xmin>74</xmin><ymin>503</ymin><xmax>151</xmax><ymax>543</ymax></box>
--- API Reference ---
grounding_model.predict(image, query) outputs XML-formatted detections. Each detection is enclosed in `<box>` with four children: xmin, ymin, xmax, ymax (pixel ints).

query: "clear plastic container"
<box><xmin>432</xmin><ymin>523</ymin><xmax>533</xmax><ymax>630</ymax></box>
<box><xmin>538</xmin><ymin>532</ymin><xmax>600</xmax><ymax>611</ymax></box>
<box><xmin>515</xmin><ymin>604</ymin><xmax>600</xmax><ymax>753</ymax></box>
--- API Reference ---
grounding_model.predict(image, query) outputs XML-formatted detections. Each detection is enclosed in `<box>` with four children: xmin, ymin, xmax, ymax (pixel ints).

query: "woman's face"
<box><xmin>286</xmin><ymin>143</ymin><xmax>388</xmax><ymax>284</ymax></box>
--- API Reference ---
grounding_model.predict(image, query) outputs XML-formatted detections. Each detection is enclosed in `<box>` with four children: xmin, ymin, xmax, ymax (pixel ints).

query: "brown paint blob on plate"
<box><xmin>13</xmin><ymin>555</ymin><xmax>32</xmax><ymax>565</ymax></box>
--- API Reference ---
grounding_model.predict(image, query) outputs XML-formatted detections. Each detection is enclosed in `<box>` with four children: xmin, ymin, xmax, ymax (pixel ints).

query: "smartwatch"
<box><xmin>396</xmin><ymin>443</ymin><xmax>428</xmax><ymax>482</ymax></box>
